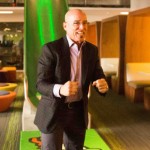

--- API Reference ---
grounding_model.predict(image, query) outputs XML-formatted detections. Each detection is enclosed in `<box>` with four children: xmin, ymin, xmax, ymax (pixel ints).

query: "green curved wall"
<box><xmin>25</xmin><ymin>0</ymin><xmax>68</xmax><ymax>107</ymax></box>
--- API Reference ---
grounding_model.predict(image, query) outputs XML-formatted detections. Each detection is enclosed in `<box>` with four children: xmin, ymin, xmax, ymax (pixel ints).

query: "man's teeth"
<box><xmin>78</xmin><ymin>32</ymin><xmax>84</xmax><ymax>34</ymax></box>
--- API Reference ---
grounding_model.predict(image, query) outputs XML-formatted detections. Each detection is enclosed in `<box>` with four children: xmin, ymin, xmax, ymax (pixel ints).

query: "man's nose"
<box><xmin>79</xmin><ymin>23</ymin><xmax>85</xmax><ymax>29</ymax></box>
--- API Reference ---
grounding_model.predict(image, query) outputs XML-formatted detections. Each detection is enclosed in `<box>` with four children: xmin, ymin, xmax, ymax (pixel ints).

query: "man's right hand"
<box><xmin>59</xmin><ymin>81</ymin><xmax>79</xmax><ymax>96</ymax></box>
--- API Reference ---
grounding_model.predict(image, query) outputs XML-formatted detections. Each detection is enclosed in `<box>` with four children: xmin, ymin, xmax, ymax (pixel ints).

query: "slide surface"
<box><xmin>25</xmin><ymin>0</ymin><xmax>68</xmax><ymax>107</ymax></box>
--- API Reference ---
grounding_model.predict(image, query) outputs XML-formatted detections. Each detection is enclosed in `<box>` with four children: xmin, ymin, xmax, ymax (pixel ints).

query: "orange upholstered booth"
<box><xmin>0</xmin><ymin>83</ymin><xmax>17</xmax><ymax>91</ymax></box>
<box><xmin>0</xmin><ymin>90</ymin><xmax>16</xmax><ymax>112</ymax></box>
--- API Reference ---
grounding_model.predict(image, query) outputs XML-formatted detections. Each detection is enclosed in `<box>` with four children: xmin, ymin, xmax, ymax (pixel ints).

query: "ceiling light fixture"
<box><xmin>120</xmin><ymin>12</ymin><xmax>129</xmax><ymax>15</ymax></box>
<box><xmin>0</xmin><ymin>11</ymin><xmax>13</xmax><ymax>14</ymax></box>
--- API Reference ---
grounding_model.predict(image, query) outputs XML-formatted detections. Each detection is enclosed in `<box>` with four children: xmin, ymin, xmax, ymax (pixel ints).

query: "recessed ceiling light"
<box><xmin>120</xmin><ymin>12</ymin><xmax>129</xmax><ymax>15</ymax></box>
<box><xmin>0</xmin><ymin>11</ymin><xmax>13</xmax><ymax>14</ymax></box>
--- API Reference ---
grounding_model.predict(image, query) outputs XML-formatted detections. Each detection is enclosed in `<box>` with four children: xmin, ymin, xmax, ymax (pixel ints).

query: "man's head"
<box><xmin>63</xmin><ymin>9</ymin><xmax>88</xmax><ymax>45</ymax></box>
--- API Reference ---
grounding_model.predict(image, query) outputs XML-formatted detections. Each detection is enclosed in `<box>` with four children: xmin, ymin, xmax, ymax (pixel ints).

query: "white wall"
<box><xmin>131</xmin><ymin>0</ymin><xmax>150</xmax><ymax>11</ymax></box>
<box><xmin>0</xmin><ymin>7</ymin><xmax>24</xmax><ymax>22</ymax></box>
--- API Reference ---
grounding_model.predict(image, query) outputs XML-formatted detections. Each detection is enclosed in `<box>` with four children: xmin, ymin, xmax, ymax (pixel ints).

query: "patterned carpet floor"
<box><xmin>0</xmin><ymin>82</ymin><xmax>24</xmax><ymax>150</ymax></box>
<box><xmin>1</xmin><ymin>82</ymin><xmax>150</xmax><ymax>150</ymax></box>
<box><xmin>89</xmin><ymin>87</ymin><xmax>150</xmax><ymax>150</ymax></box>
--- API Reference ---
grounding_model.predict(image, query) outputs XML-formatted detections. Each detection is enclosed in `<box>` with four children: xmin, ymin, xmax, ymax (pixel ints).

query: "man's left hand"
<box><xmin>92</xmin><ymin>78</ymin><xmax>109</xmax><ymax>93</ymax></box>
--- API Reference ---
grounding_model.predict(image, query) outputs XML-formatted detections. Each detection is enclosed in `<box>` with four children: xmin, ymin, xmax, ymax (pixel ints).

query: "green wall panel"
<box><xmin>25</xmin><ymin>0</ymin><xmax>68</xmax><ymax>106</ymax></box>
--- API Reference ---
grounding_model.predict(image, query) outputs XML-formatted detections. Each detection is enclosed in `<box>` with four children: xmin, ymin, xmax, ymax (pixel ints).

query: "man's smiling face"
<box><xmin>63</xmin><ymin>9</ymin><xmax>88</xmax><ymax>45</ymax></box>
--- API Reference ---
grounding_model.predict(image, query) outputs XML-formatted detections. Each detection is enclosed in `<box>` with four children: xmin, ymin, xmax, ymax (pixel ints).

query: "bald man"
<box><xmin>34</xmin><ymin>9</ymin><xmax>108</xmax><ymax>150</ymax></box>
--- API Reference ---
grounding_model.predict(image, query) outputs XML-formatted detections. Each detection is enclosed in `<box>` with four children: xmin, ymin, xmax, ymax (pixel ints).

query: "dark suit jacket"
<box><xmin>34</xmin><ymin>36</ymin><xmax>106</xmax><ymax>133</ymax></box>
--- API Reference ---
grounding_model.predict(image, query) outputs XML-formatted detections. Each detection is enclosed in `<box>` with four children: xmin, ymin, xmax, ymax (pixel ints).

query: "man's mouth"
<box><xmin>76</xmin><ymin>32</ymin><xmax>85</xmax><ymax>39</ymax></box>
<box><xmin>77</xmin><ymin>31</ymin><xmax>84</xmax><ymax>36</ymax></box>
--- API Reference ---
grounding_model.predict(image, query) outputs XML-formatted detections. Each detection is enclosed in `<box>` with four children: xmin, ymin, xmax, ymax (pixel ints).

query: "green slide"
<box><xmin>20</xmin><ymin>129</ymin><xmax>110</xmax><ymax>150</ymax></box>
<box><xmin>24</xmin><ymin>0</ymin><xmax>68</xmax><ymax>107</ymax></box>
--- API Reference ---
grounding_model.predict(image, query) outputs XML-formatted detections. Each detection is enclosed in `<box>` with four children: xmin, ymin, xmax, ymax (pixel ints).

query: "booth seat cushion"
<box><xmin>0</xmin><ymin>91</ymin><xmax>16</xmax><ymax>112</ymax></box>
<box><xmin>2</xmin><ymin>67</ymin><xmax>16</xmax><ymax>71</ymax></box>
<box><xmin>126</xmin><ymin>63</ymin><xmax>150</xmax><ymax>102</ymax></box>
<box><xmin>128</xmin><ymin>81</ymin><xmax>150</xmax><ymax>88</ymax></box>
<box><xmin>0</xmin><ymin>90</ymin><xmax>10</xmax><ymax>96</ymax></box>
<box><xmin>0</xmin><ymin>83</ymin><xmax>17</xmax><ymax>91</ymax></box>
<box><xmin>101</xmin><ymin>58</ymin><xmax>119</xmax><ymax>77</ymax></box>
<box><xmin>126</xmin><ymin>63</ymin><xmax>150</xmax><ymax>82</ymax></box>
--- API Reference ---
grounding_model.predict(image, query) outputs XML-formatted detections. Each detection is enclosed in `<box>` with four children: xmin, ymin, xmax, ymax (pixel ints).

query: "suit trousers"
<box><xmin>41</xmin><ymin>100</ymin><xmax>86</xmax><ymax>150</ymax></box>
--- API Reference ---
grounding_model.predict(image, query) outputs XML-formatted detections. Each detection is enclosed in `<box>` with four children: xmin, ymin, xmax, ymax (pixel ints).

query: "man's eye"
<box><xmin>83</xmin><ymin>22</ymin><xmax>88</xmax><ymax>25</ymax></box>
<box><xmin>73</xmin><ymin>22</ymin><xmax>80</xmax><ymax>25</ymax></box>
<box><xmin>73</xmin><ymin>22</ymin><xmax>88</xmax><ymax>26</ymax></box>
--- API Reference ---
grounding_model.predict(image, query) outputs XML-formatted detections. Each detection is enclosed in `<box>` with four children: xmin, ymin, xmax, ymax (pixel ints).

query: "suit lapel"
<box><xmin>82</xmin><ymin>43</ymin><xmax>89</xmax><ymax>85</ymax></box>
<box><xmin>62</xmin><ymin>37</ymin><xmax>71</xmax><ymax>81</ymax></box>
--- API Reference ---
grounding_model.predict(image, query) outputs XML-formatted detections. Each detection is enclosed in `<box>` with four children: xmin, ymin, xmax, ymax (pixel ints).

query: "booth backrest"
<box><xmin>101</xmin><ymin>58</ymin><xmax>119</xmax><ymax>76</ymax></box>
<box><xmin>126</xmin><ymin>63</ymin><xmax>150</xmax><ymax>82</ymax></box>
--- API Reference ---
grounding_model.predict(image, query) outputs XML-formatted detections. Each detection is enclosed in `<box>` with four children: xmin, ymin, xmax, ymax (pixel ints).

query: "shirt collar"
<box><xmin>66</xmin><ymin>35</ymin><xmax>74</xmax><ymax>48</ymax></box>
<box><xmin>66</xmin><ymin>35</ymin><xmax>86</xmax><ymax>49</ymax></box>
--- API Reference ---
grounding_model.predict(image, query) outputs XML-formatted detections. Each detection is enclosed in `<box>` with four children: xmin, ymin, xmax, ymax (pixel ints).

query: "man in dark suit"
<box><xmin>34</xmin><ymin>9</ymin><xmax>108</xmax><ymax>150</ymax></box>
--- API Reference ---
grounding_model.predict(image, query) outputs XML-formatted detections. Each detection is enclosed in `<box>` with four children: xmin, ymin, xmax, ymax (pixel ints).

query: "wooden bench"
<box><xmin>101</xmin><ymin>58</ymin><xmax>119</xmax><ymax>76</ymax></box>
<box><xmin>101</xmin><ymin>58</ymin><xmax>119</xmax><ymax>88</ymax></box>
<box><xmin>126</xmin><ymin>63</ymin><xmax>150</xmax><ymax>102</ymax></box>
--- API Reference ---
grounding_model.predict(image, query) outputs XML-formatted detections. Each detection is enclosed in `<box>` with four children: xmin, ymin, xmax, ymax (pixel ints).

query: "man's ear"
<box><xmin>63</xmin><ymin>22</ymin><xmax>67</xmax><ymax>30</ymax></box>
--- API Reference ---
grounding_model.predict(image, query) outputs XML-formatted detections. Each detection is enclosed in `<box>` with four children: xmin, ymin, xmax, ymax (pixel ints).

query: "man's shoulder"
<box><xmin>45</xmin><ymin>36</ymin><xmax>66</xmax><ymax>46</ymax></box>
<box><xmin>41</xmin><ymin>36</ymin><xmax>68</xmax><ymax>54</ymax></box>
<box><xmin>85</xmin><ymin>41</ymin><xmax>98</xmax><ymax>49</ymax></box>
